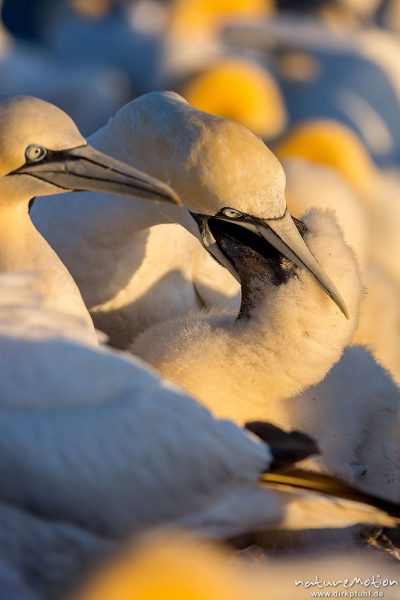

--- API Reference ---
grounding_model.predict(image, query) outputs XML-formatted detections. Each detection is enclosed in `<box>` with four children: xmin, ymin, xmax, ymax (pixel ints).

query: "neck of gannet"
<box><xmin>0</xmin><ymin>202</ymin><xmax>97</xmax><ymax>343</ymax></box>
<box><xmin>31</xmin><ymin>119</ymin><xmax>181</xmax><ymax>318</ymax></box>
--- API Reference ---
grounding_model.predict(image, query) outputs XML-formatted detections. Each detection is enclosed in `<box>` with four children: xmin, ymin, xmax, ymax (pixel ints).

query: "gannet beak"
<box><xmin>13</xmin><ymin>144</ymin><xmax>181</xmax><ymax>205</ymax></box>
<box><xmin>213</xmin><ymin>209</ymin><xmax>349</xmax><ymax>318</ymax></box>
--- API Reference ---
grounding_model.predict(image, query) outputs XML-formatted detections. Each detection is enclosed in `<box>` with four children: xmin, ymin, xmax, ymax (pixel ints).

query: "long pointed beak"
<box><xmin>215</xmin><ymin>209</ymin><xmax>349</xmax><ymax>318</ymax></box>
<box><xmin>16</xmin><ymin>144</ymin><xmax>180</xmax><ymax>205</ymax></box>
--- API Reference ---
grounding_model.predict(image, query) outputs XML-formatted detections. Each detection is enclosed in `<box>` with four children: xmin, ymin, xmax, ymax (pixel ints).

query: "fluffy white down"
<box><xmin>131</xmin><ymin>209</ymin><xmax>362</xmax><ymax>422</ymax></box>
<box><xmin>263</xmin><ymin>346</ymin><xmax>400</xmax><ymax>501</ymax></box>
<box><xmin>352</xmin><ymin>265</ymin><xmax>400</xmax><ymax>385</ymax></box>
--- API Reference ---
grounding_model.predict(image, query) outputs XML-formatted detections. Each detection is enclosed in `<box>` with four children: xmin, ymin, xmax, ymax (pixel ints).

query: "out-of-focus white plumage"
<box><xmin>0</xmin><ymin>499</ymin><xmax>113</xmax><ymax>600</ymax></box>
<box><xmin>0</xmin><ymin>273</ymin><xmax>281</xmax><ymax>542</ymax></box>
<box><xmin>0</xmin><ymin>271</ymin><xmax>397</xmax><ymax>599</ymax></box>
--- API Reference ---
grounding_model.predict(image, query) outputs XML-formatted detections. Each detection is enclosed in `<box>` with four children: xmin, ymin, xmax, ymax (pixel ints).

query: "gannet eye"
<box><xmin>25</xmin><ymin>145</ymin><xmax>47</xmax><ymax>163</ymax></box>
<box><xmin>221</xmin><ymin>207</ymin><xmax>243</xmax><ymax>219</ymax></box>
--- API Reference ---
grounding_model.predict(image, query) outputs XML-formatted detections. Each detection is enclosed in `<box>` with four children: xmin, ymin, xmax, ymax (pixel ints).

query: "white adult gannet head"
<box><xmin>90</xmin><ymin>91</ymin><xmax>348</xmax><ymax>317</ymax></box>
<box><xmin>0</xmin><ymin>96</ymin><xmax>179</xmax><ymax>207</ymax></box>
<box><xmin>135</xmin><ymin>92</ymin><xmax>347</xmax><ymax>317</ymax></box>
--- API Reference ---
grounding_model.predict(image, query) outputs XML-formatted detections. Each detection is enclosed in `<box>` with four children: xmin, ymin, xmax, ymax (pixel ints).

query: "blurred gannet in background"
<box><xmin>158</xmin><ymin>0</ymin><xmax>286</xmax><ymax>145</ymax></box>
<box><xmin>33</xmin><ymin>91</ymin><xmax>347</xmax><ymax>348</ymax></box>
<box><xmin>0</xmin><ymin>95</ymin><xmax>178</xmax><ymax>342</ymax></box>
<box><xmin>41</xmin><ymin>0</ymin><xmax>277</xmax><ymax>122</ymax></box>
<box><xmin>378</xmin><ymin>0</ymin><xmax>400</xmax><ymax>34</ymax></box>
<box><xmin>74</xmin><ymin>532</ymin><xmax>400</xmax><ymax>600</ymax></box>
<box><xmin>2</xmin><ymin>272</ymin><xmax>398</xmax><ymax>597</ymax></box>
<box><xmin>160</xmin><ymin>0</ymin><xmax>274</xmax><ymax>85</ymax></box>
<box><xmin>0</xmin><ymin>0</ymin><xmax>130</xmax><ymax>134</ymax></box>
<box><xmin>282</xmin><ymin>159</ymin><xmax>369</xmax><ymax>265</ymax></box>
<box><xmin>224</xmin><ymin>14</ymin><xmax>400</xmax><ymax>166</ymax></box>
<box><xmin>276</xmin><ymin>119</ymin><xmax>400</xmax><ymax>383</ymax></box>
<box><xmin>179</xmin><ymin>57</ymin><xmax>287</xmax><ymax>140</ymax></box>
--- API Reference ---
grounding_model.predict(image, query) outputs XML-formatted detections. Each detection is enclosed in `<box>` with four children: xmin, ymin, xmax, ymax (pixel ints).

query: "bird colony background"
<box><xmin>2</xmin><ymin>1</ymin><xmax>400</xmax><ymax>600</ymax></box>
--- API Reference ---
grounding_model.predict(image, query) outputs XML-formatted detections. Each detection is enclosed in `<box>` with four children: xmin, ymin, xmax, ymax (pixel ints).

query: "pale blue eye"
<box><xmin>222</xmin><ymin>208</ymin><xmax>243</xmax><ymax>219</ymax></box>
<box><xmin>25</xmin><ymin>145</ymin><xmax>47</xmax><ymax>163</ymax></box>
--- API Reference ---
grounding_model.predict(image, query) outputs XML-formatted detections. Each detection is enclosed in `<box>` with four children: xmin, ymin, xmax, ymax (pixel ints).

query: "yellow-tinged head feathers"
<box><xmin>276</xmin><ymin>119</ymin><xmax>379</xmax><ymax>199</ymax></box>
<box><xmin>0</xmin><ymin>96</ymin><xmax>85</xmax><ymax>176</ymax></box>
<box><xmin>181</xmin><ymin>59</ymin><xmax>287</xmax><ymax>139</ymax></box>
<box><xmin>121</xmin><ymin>91</ymin><xmax>287</xmax><ymax>219</ymax></box>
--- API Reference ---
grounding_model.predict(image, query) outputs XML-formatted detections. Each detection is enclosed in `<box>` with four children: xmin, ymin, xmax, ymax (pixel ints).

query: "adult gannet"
<box><xmin>33</xmin><ymin>92</ymin><xmax>347</xmax><ymax>348</ymax></box>
<box><xmin>0</xmin><ymin>95</ymin><xmax>178</xmax><ymax>342</ymax></box>
<box><xmin>1</xmin><ymin>272</ymin><xmax>399</xmax><ymax>598</ymax></box>
<box><xmin>0</xmin><ymin>499</ymin><xmax>112</xmax><ymax>600</ymax></box>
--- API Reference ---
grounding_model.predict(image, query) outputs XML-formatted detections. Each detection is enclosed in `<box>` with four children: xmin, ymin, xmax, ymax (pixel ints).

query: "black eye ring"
<box><xmin>25</xmin><ymin>145</ymin><xmax>47</xmax><ymax>163</ymax></box>
<box><xmin>221</xmin><ymin>207</ymin><xmax>243</xmax><ymax>219</ymax></box>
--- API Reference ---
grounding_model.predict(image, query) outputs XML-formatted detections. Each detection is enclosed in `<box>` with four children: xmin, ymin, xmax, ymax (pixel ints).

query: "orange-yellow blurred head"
<box><xmin>182</xmin><ymin>59</ymin><xmax>287</xmax><ymax>138</ymax></box>
<box><xmin>275</xmin><ymin>119</ymin><xmax>379</xmax><ymax>198</ymax></box>
<box><xmin>170</xmin><ymin>0</ymin><xmax>273</xmax><ymax>36</ymax></box>
<box><xmin>74</xmin><ymin>533</ymin><xmax>263</xmax><ymax>600</ymax></box>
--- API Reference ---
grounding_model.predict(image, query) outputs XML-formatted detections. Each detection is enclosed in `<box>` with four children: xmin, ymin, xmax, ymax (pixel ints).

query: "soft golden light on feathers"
<box><xmin>182</xmin><ymin>59</ymin><xmax>287</xmax><ymax>138</ymax></box>
<box><xmin>276</xmin><ymin>119</ymin><xmax>378</xmax><ymax>199</ymax></box>
<box><xmin>0</xmin><ymin>96</ymin><xmax>85</xmax><ymax>176</ymax></box>
<box><xmin>117</xmin><ymin>91</ymin><xmax>287</xmax><ymax>219</ymax></box>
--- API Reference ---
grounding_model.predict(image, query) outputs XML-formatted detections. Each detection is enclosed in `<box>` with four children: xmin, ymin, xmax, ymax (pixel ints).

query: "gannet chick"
<box><xmin>33</xmin><ymin>92</ymin><xmax>346</xmax><ymax>348</ymax></box>
<box><xmin>277</xmin><ymin>121</ymin><xmax>400</xmax><ymax>382</ymax></box>
<box><xmin>132</xmin><ymin>208</ymin><xmax>362</xmax><ymax>423</ymax></box>
<box><xmin>352</xmin><ymin>266</ymin><xmax>400</xmax><ymax>384</ymax></box>
<box><xmin>0</xmin><ymin>95</ymin><xmax>178</xmax><ymax>343</ymax></box>
<box><xmin>262</xmin><ymin>345</ymin><xmax>400</xmax><ymax>499</ymax></box>
<box><xmin>272</xmin><ymin>159</ymin><xmax>400</xmax><ymax>490</ymax></box>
